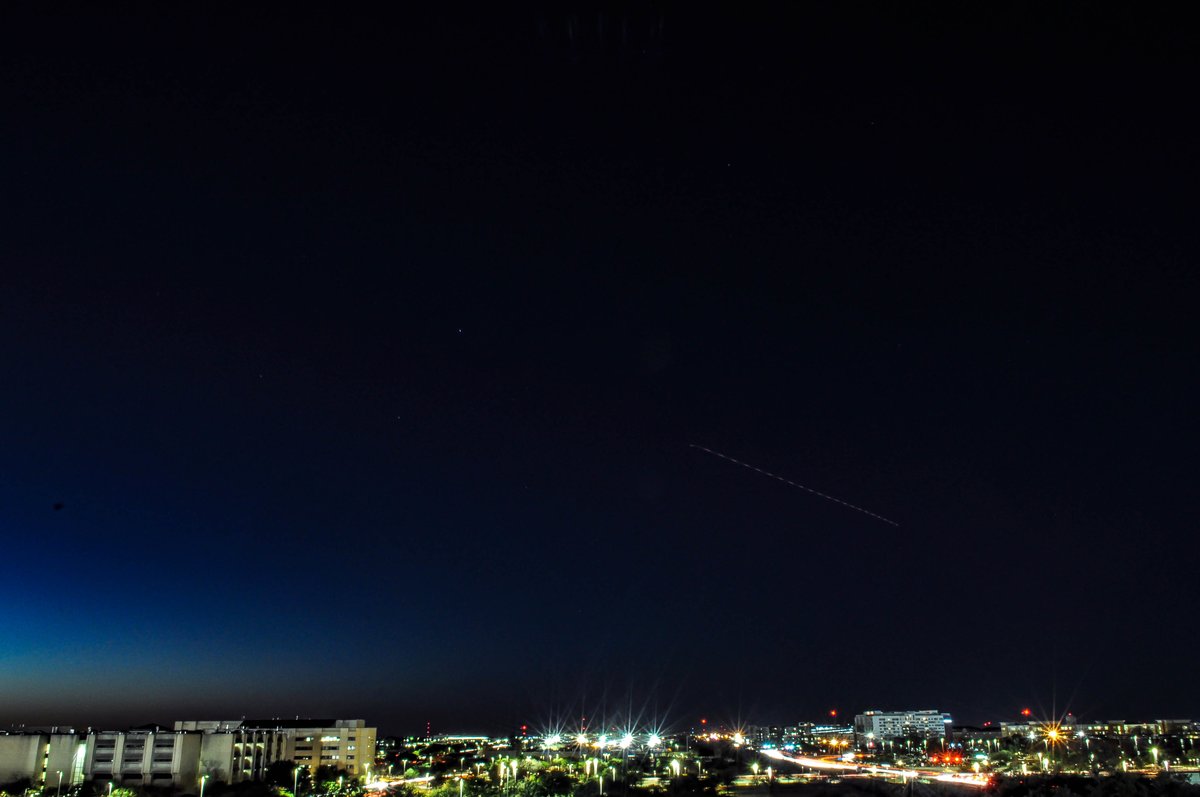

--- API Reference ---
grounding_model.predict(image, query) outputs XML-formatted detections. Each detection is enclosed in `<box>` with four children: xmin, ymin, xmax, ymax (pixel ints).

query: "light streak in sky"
<box><xmin>689</xmin><ymin>444</ymin><xmax>900</xmax><ymax>527</ymax></box>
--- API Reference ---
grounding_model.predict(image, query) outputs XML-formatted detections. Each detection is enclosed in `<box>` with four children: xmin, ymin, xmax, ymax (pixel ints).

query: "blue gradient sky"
<box><xmin>3</xmin><ymin>4</ymin><xmax>1199</xmax><ymax>735</ymax></box>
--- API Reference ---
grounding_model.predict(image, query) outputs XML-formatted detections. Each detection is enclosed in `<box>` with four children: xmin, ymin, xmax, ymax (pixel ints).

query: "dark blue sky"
<box><xmin>2</xmin><ymin>4</ymin><xmax>1198</xmax><ymax>735</ymax></box>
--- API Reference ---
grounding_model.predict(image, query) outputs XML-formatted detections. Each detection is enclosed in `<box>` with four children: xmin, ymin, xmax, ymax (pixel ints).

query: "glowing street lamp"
<box><xmin>56</xmin><ymin>771</ymin><xmax>64</xmax><ymax>797</ymax></box>
<box><xmin>200</xmin><ymin>776</ymin><xmax>208</xmax><ymax>797</ymax></box>
<box><xmin>648</xmin><ymin>734</ymin><xmax>661</xmax><ymax>749</ymax></box>
<box><xmin>294</xmin><ymin>767</ymin><xmax>301</xmax><ymax>797</ymax></box>
<box><xmin>670</xmin><ymin>760</ymin><xmax>680</xmax><ymax>778</ymax></box>
<box><xmin>620</xmin><ymin>734</ymin><xmax>633</xmax><ymax>751</ymax></box>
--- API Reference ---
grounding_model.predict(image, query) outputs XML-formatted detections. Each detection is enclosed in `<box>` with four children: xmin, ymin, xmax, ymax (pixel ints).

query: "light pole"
<box><xmin>108</xmin><ymin>782</ymin><xmax>113</xmax><ymax>797</ymax></box>
<box><xmin>56</xmin><ymin>770</ymin><xmax>63</xmax><ymax>797</ymax></box>
<box><xmin>294</xmin><ymin>767</ymin><xmax>301</xmax><ymax>797</ymax></box>
<box><xmin>200</xmin><ymin>775</ymin><xmax>208</xmax><ymax>797</ymax></box>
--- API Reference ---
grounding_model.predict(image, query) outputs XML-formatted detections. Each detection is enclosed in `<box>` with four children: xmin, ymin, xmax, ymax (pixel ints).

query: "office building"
<box><xmin>175</xmin><ymin>719</ymin><xmax>375</xmax><ymax>777</ymax></box>
<box><xmin>854</xmin><ymin>710</ymin><xmax>952</xmax><ymax>740</ymax></box>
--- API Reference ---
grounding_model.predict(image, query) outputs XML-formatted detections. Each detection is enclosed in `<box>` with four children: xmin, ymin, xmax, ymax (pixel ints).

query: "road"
<box><xmin>760</xmin><ymin>748</ymin><xmax>991</xmax><ymax>788</ymax></box>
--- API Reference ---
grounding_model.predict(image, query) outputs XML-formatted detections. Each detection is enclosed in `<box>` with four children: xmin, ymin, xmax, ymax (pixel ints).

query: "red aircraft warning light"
<box><xmin>1021</xmin><ymin>708</ymin><xmax>1032</xmax><ymax>717</ymax></box>
<box><xmin>830</xmin><ymin>710</ymin><xmax>838</xmax><ymax>718</ymax></box>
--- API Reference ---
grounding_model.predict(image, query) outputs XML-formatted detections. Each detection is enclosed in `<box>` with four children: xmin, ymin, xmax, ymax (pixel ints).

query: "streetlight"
<box><xmin>670</xmin><ymin>760</ymin><xmax>680</xmax><ymax>778</ymax></box>
<box><xmin>108</xmin><ymin>782</ymin><xmax>114</xmax><ymax>797</ymax></box>
<box><xmin>200</xmin><ymin>776</ymin><xmax>208</xmax><ymax>797</ymax></box>
<box><xmin>55</xmin><ymin>770</ymin><xmax>63</xmax><ymax>797</ymax></box>
<box><xmin>294</xmin><ymin>767</ymin><xmax>301</xmax><ymax>797</ymax></box>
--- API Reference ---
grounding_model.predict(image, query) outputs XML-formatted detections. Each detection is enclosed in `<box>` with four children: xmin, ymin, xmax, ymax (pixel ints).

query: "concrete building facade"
<box><xmin>0</xmin><ymin>733</ymin><xmax>48</xmax><ymax>785</ymax></box>
<box><xmin>2</xmin><ymin>719</ymin><xmax>374</xmax><ymax>790</ymax></box>
<box><xmin>83</xmin><ymin>730</ymin><xmax>205</xmax><ymax>789</ymax></box>
<box><xmin>1</xmin><ymin>733</ymin><xmax>86</xmax><ymax>789</ymax></box>
<box><xmin>175</xmin><ymin>720</ymin><xmax>376</xmax><ymax>778</ymax></box>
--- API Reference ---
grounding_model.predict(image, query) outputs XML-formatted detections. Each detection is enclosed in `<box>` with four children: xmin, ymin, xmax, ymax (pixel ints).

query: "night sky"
<box><xmin>2</xmin><ymin>5</ymin><xmax>1198</xmax><ymax>735</ymax></box>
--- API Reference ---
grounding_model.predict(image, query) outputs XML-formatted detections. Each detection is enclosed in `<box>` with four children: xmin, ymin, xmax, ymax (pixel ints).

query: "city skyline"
<box><xmin>3</xmin><ymin>4</ymin><xmax>1198</xmax><ymax>732</ymax></box>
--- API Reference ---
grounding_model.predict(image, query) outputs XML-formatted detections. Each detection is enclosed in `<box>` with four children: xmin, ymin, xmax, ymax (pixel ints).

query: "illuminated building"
<box><xmin>854</xmin><ymin>710</ymin><xmax>952</xmax><ymax>740</ymax></box>
<box><xmin>0</xmin><ymin>728</ymin><xmax>282</xmax><ymax>790</ymax></box>
<box><xmin>175</xmin><ymin>719</ymin><xmax>376</xmax><ymax>777</ymax></box>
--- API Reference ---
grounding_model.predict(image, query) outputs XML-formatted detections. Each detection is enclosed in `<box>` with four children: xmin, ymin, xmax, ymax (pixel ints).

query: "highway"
<box><xmin>760</xmin><ymin>748</ymin><xmax>992</xmax><ymax>788</ymax></box>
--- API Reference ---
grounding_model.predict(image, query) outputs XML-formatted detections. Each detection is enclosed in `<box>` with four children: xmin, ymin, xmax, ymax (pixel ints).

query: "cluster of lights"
<box><xmin>544</xmin><ymin>731</ymin><xmax>664</xmax><ymax>750</ymax></box>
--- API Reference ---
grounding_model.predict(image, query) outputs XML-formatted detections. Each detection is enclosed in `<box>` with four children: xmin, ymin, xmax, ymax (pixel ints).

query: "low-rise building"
<box><xmin>2</xmin><ymin>717</ymin><xmax>374</xmax><ymax>790</ymax></box>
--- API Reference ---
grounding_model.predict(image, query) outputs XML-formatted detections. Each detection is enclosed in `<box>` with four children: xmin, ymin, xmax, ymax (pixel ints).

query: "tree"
<box><xmin>265</xmin><ymin>762</ymin><xmax>311</xmax><ymax>793</ymax></box>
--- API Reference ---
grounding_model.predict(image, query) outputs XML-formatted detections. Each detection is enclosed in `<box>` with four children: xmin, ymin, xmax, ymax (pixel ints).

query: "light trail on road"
<box><xmin>761</xmin><ymin>748</ymin><xmax>990</xmax><ymax>788</ymax></box>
